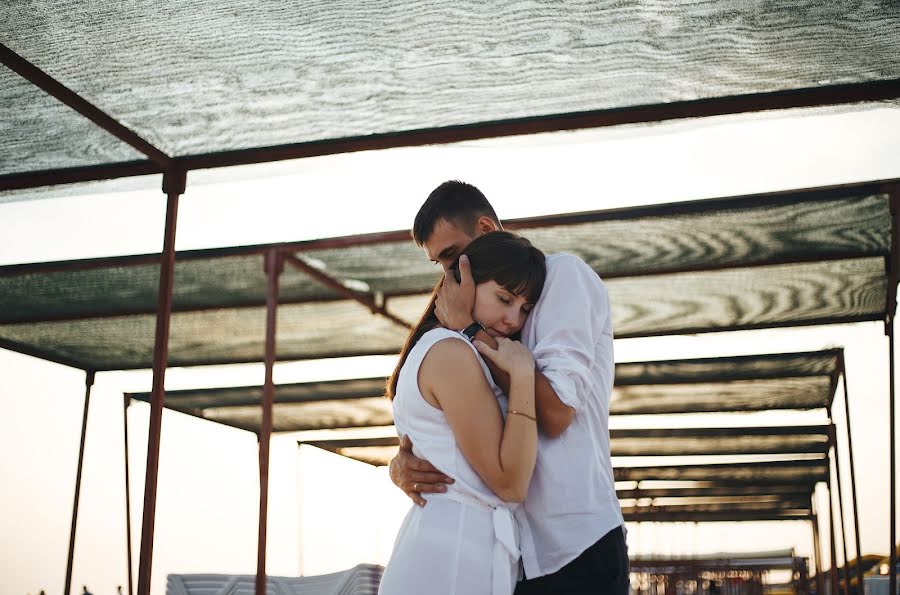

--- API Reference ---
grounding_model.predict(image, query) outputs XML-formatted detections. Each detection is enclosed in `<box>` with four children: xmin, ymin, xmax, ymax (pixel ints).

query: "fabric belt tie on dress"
<box><xmin>431</xmin><ymin>491</ymin><xmax>520</xmax><ymax>595</ymax></box>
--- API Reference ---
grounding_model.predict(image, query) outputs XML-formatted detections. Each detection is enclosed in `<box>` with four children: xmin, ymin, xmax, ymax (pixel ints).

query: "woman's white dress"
<box><xmin>378</xmin><ymin>328</ymin><xmax>527</xmax><ymax>595</ymax></box>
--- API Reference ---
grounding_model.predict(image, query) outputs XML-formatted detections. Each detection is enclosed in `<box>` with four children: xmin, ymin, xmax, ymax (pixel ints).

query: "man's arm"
<box><xmin>524</xmin><ymin>253</ymin><xmax>611</xmax><ymax>422</ymax></box>
<box><xmin>388</xmin><ymin>435</ymin><xmax>454</xmax><ymax>506</ymax></box>
<box><xmin>435</xmin><ymin>256</ymin><xmax>575</xmax><ymax>438</ymax></box>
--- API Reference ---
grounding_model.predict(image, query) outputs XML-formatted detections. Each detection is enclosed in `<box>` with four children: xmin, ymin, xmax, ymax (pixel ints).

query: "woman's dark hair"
<box><xmin>386</xmin><ymin>231</ymin><xmax>545</xmax><ymax>399</ymax></box>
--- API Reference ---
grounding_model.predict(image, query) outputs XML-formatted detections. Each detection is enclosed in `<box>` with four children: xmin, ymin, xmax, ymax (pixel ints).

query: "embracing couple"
<box><xmin>379</xmin><ymin>181</ymin><xmax>627</xmax><ymax>595</ymax></box>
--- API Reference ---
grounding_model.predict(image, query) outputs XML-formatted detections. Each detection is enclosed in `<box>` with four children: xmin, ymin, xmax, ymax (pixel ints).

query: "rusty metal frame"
<box><xmin>827</xmin><ymin>422</ymin><xmax>850</xmax><ymax>595</ymax></box>
<box><xmin>123</xmin><ymin>395</ymin><xmax>134</xmax><ymax>595</ymax></box>
<box><xmin>836</xmin><ymin>351</ymin><xmax>864</xmax><ymax>594</ymax></box>
<box><xmin>283</xmin><ymin>253</ymin><xmax>411</xmax><ymax>330</ymax></box>
<box><xmin>811</xmin><ymin>501</ymin><xmax>824</xmax><ymax>595</ymax></box>
<box><xmin>0</xmin><ymin>162</ymin><xmax>162</xmax><ymax>192</ymax></box>
<box><xmin>256</xmin><ymin>249</ymin><xmax>282</xmax><ymax>595</ymax></box>
<box><xmin>622</xmin><ymin>510</ymin><xmax>813</xmax><ymax>523</ymax></box>
<box><xmin>136</xmin><ymin>168</ymin><xmax>184</xmax><ymax>595</ymax></box>
<box><xmin>888</xmin><ymin>186</ymin><xmax>900</xmax><ymax>595</ymax></box>
<box><xmin>63</xmin><ymin>371</ymin><xmax>94</xmax><ymax>595</ymax></box>
<box><xmin>826</xmin><ymin>472</ymin><xmax>840</xmax><ymax>595</ymax></box>
<box><xmin>616</xmin><ymin>485</ymin><xmax>814</xmax><ymax>501</ymax></box>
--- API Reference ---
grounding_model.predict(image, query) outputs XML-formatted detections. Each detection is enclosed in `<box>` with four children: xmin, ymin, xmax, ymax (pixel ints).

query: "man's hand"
<box><xmin>389</xmin><ymin>435</ymin><xmax>454</xmax><ymax>506</ymax></box>
<box><xmin>435</xmin><ymin>254</ymin><xmax>476</xmax><ymax>330</ymax></box>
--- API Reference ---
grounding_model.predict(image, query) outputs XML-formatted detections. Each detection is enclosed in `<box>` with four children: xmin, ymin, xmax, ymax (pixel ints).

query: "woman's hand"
<box><xmin>473</xmin><ymin>337</ymin><xmax>534</xmax><ymax>377</ymax></box>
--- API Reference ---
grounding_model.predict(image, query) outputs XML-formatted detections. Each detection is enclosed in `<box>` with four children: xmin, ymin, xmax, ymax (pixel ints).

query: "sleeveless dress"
<box><xmin>378</xmin><ymin>328</ymin><xmax>528</xmax><ymax>595</ymax></box>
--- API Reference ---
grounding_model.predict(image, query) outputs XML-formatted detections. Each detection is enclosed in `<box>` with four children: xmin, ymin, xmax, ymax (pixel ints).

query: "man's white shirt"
<box><xmin>515</xmin><ymin>252</ymin><xmax>623</xmax><ymax>578</ymax></box>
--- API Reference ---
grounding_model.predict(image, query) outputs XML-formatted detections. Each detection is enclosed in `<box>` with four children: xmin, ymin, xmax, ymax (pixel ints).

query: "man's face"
<box><xmin>422</xmin><ymin>218</ymin><xmax>481</xmax><ymax>271</ymax></box>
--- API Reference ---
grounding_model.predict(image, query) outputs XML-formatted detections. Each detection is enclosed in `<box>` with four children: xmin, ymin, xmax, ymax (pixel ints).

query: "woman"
<box><xmin>379</xmin><ymin>231</ymin><xmax>546</xmax><ymax>595</ymax></box>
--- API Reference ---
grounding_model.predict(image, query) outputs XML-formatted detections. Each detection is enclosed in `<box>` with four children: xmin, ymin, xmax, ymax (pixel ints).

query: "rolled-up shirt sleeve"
<box><xmin>525</xmin><ymin>253</ymin><xmax>611</xmax><ymax>410</ymax></box>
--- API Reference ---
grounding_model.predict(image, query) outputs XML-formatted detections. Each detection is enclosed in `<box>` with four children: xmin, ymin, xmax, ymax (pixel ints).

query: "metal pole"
<box><xmin>827</xmin><ymin>472</ymin><xmax>840</xmax><ymax>595</ymax></box>
<box><xmin>64</xmin><ymin>371</ymin><xmax>95</xmax><ymax>595</ymax></box>
<box><xmin>812</xmin><ymin>498</ymin><xmax>824</xmax><ymax>595</ymax></box>
<box><xmin>827</xmin><ymin>425</ymin><xmax>850</xmax><ymax>595</ymax></box>
<box><xmin>890</xmin><ymin>318</ymin><xmax>897</xmax><ymax>595</ymax></box>
<box><xmin>887</xmin><ymin>187</ymin><xmax>899</xmax><ymax>595</ymax></box>
<box><xmin>256</xmin><ymin>250</ymin><xmax>282</xmax><ymax>595</ymax></box>
<box><xmin>124</xmin><ymin>395</ymin><xmax>134</xmax><ymax>595</ymax></box>
<box><xmin>137</xmin><ymin>168</ymin><xmax>184</xmax><ymax>595</ymax></box>
<box><xmin>839</xmin><ymin>354</ymin><xmax>865</xmax><ymax>593</ymax></box>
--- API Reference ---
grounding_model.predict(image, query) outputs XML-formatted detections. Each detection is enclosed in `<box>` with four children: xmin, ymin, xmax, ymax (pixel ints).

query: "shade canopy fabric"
<box><xmin>125</xmin><ymin>349</ymin><xmax>841</xmax><ymax>433</ymax></box>
<box><xmin>2</xmin><ymin>2</ymin><xmax>898</xmax><ymax>198</ymax></box>
<box><xmin>621</xmin><ymin>501</ymin><xmax>813</xmax><ymax>523</ymax></box>
<box><xmin>300</xmin><ymin>432</ymin><xmax>823</xmax><ymax>522</ymax></box>
<box><xmin>0</xmin><ymin>184</ymin><xmax>891</xmax><ymax>371</ymax></box>
<box><xmin>614</xmin><ymin>459</ymin><xmax>828</xmax><ymax>486</ymax></box>
<box><xmin>299</xmin><ymin>425</ymin><xmax>831</xmax><ymax>466</ymax></box>
<box><xmin>129</xmin><ymin>378</ymin><xmax>393</xmax><ymax>433</ymax></box>
<box><xmin>301</xmin><ymin>435</ymin><xmax>822</xmax><ymax>522</ymax></box>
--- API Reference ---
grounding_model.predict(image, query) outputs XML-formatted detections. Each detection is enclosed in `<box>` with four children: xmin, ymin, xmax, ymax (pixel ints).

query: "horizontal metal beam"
<box><xmin>283</xmin><ymin>254</ymin><xmax>412</xmax><ymax>330</ymax></box>
<box><xmin>302</xmin><ymin>436</ymin><xmax>399</xmax><ymax>450</ymax></box>
<box><xmin>128</xmin><ymin>378</ymin><xmax>388</xmax><ymax>407</ymax></box>
<box><xmin>623</xmin><ymin>510</ymin><xmax>814</xmax><ymax>522</ymax></box>
<box><xmin>630</xmin><ymin>557</ymin><xmax>799</xmax><ymax>570</ymax></box>
<box><xmin>618</xmin><ymin>485</ymin><xmax>814</xmax><ymax>500</ymax></box>
<box><xmin>0</xmin><ymin>161</ymin><xmax>162</xmax><ymax>192</ymax></box>
<box><xmin>612</xmin><ymin>425</ymin><xmax>830</xmax><ymax>439</ymax></box>
<box><xmin>0</xmin><ymin>336</ymin><xmax>90</xmax><ymax>370</ymax></box>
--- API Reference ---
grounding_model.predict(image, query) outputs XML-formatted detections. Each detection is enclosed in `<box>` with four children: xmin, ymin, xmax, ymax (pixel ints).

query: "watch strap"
<box><xmin>459</xmin><ymin>321</ymin><xmax>485</xmax><ymax>342</ymax></box>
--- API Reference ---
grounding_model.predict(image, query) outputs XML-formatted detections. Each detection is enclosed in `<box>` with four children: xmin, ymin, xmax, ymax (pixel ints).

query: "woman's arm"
<box><xmin>419</xmin><ymin>337</ymin><xmax>537</xmax><ymax>502</ymax></box>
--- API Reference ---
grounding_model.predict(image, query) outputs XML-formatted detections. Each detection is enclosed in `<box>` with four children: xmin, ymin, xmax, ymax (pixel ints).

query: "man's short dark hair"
<box><xmin>412</xmin><ymin>180</ymin><xmax>501</xmax><ymax>246</ymax></box>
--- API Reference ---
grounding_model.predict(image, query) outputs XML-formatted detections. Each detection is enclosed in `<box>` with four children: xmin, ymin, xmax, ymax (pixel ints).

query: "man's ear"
<box><xmin>475</xmin><ymin>215</ymin><xmax>501</xmax><ymax>234</ymax></box>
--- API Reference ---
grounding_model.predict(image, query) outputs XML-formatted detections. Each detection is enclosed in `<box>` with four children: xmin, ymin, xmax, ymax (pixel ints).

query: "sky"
<box><xmin>2</xmin><ymin>104</ymin><xmax>900</xmax><ymax>595</ymax></box>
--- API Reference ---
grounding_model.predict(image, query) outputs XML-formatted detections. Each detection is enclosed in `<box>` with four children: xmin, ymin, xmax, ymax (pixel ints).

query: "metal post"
<box><xmin>839</xmin><ymin>354</ymin><xmax>865</xmax><ymax>593</ymax></box>
<box><xmin>812</xmin><ymin>498</ymin><xmax>824</xmax><ymax>595</ymax></box>
<box><xmin>887</xmin><ymin>188</ymin><xmax>899</xmax><ymax>595</ymax></box>
<box><xmin>827</xmin><ymin>426</ymin><xmax>850</xmax><ymax>595</ymax></box>
<box><xmin>256</xmin><ymin>250</ymin><xmax>282</xmax><ymax>595</ymax></box>
<box><xmin>827</xmin><ymin>472</ymin><xmax>840</xmax><ymax>595</ymax></box>
<box><xmin>137</xmin><ymin>168</ymin><xmax>184</xmax><ymax>595</ymax></box>
<box><xmin>64</xmin><ymin>371</ymin><xmax>95</xmax><ymax>595</ymax></box>
<box><xmin>890</xmin><ymin>318</ymin><xmax>897</xmax><ymax>595</ymax></box>
<box><xmin>124</xmin><ymin>395</ymin><xmax>134</xmax><ymax>595</ymax></box>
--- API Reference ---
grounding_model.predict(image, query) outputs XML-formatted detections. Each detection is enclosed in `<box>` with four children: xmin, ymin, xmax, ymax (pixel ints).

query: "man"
<box><xmin>389</xmin><ymin>180</ymin><xmax>627</xmax><ymax>594</ymax></box>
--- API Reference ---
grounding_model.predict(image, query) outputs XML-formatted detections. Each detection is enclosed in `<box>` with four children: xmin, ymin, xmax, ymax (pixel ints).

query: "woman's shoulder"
<box><xmin>416</xmin><ymin>327</ymin><xmax>474</xmax><ymax>358</ymax></box>
<box><xmin>419</xmin><ymin>331</ymin><xmax>490</xmax><ymax>399</ymax></box>
<box><xmin>420</xmin><ymin>326</ymin><xmax>463</xmax><ymax>342</ymax></box>
<box><xmin>417</xmin><ymin>328</ymin><xmax>479</xmax><ymax>366</ymax></box>
<box><xmin>405</xmin><ymin>327</ymin><xmax>474</xmax><ymax>368</ymax></box>
<box><xmin>415</xmin><ymin>326</ymin><xmax>477</xmax><ymax>348</ymax></box>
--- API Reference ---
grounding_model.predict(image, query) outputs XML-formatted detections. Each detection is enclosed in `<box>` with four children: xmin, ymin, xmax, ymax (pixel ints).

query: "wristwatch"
<box><xmin>459</xmin><ymin>321</ymin><xmax>485</xmax><ymax>342</ymax></box>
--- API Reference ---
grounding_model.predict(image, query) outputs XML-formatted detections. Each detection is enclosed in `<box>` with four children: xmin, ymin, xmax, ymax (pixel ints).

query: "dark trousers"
<box><xmin>514</xmin><ymin>525</ymin><xmax>629</xmax><ymax>595</ymax></box>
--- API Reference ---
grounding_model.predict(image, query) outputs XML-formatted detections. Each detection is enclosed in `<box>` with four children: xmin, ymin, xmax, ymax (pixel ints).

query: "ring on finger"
<box><xmin>413</xmin><ymin>482</ymin><xmax>420</xmax><ymax>492</ymax></box>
